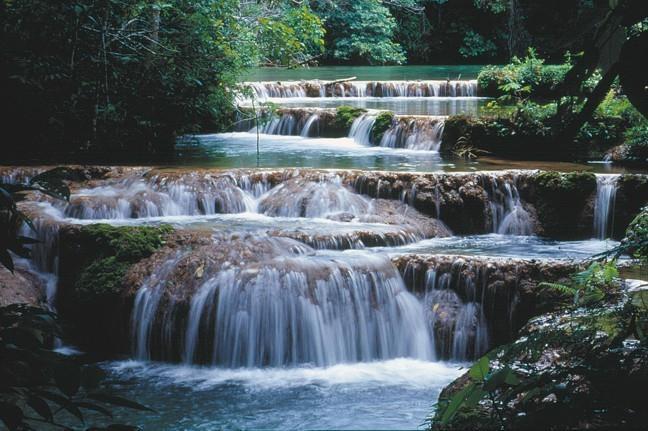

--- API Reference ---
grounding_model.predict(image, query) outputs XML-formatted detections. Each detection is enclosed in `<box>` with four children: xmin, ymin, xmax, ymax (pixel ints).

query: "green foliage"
<box><xmin>0</xmin><ymin>168</ymin><xmax>71</xmax><ymax>272</ymax></box>
<box><xmin>257</xmin><ymin>5</ymin><xmax>325</xmax><ymax>66</ymax></box>
<box><xmin>434</xmin><ymin>355</ymin><xmax>519</xmax><ymax>428</ymax></box>
<box><xmin>1</xmin><ymin>0</ymin><xmax>323</xmax><ymax>160</ymax></box>
<box><xmin>370</xmin><ymin>111</ymin><xmax>395</xmax><ymax>144</ymax></box>
<box><xmin>478</xmin><ymin>49</ymin><xmax>572</xmax><ymax>99</ymax></box>
<box><xmin>458</xmin><ymin>30</ymin><xmax>498</xmax><ymax>60</ymax></box>
<box><xmin>540</xmin><ymin>260</ymin><xmax>620</xmax><ymax>307</ymax></box>
<box><xmin>0</xmin><ymin>304</ymin><xmax>151</xmax><ymax>430</ymax></box>
<box><xmin>624</xmin><ymin>125</ymin><xmax>648</xmax><ymax>164</ymax></box>
<box><xmin>603</xmin><ymin>207</ymin><xmax>648</xmax><ymax>261</ymax></box>
<box><xmin>314</xmin><ymin>0</ymin><xmax>406</xmax><ymax>65</ymax></box>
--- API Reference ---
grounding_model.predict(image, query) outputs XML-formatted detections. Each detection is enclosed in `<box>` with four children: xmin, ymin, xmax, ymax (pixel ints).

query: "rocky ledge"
<box><xmin>431</xmin><ymin>287</ymin><xmax>648</xmax><ymax>430</ymax></box>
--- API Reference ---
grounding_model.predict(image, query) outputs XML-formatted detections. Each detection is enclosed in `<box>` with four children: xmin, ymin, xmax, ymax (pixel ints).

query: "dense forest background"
<box><xmin>0</xmin><ymin>0</ymin><xmax>639</xmax><ymax>161</ymax></box>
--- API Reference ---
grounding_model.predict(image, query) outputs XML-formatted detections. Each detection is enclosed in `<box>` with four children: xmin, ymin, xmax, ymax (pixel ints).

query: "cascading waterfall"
<box><xmin>61</xmin><ymin>175</ymin><xmax>258</xmax><ymax>219</ymax></box>
<box><xmin>593</xmin><ymin>174</ymin><xmax>618</xmax><ymax>239</ymax></box>
<box><xmin>379</xmin><ymin>118</ymin><xmax>445</xmax><ymax>151</ymax></box>
<box><xmin>131</xmin><ymin>237</ymin><xmax>435</xmax><ymax>367</ymax></box>
<box><xmin>245</xmin><ymin>111</ymin><xmax>322</xmax><ymax>137</ymax></box>
<box><xmin>348</xmin><ymin>114</ymin><xmax>377</xmax><ymax>146</ymax></box>
<box><xmin>423</xmin><ymin>265</ymin><xmax>490</xmax><ymax>360</ymax></box>
<box><xmin>242</xmin><ymin>80</ymin><xmax>479</xmax><ymax>100</ymax></box>
<box><xmin>484</xmin><ymin>175</ymin><xmax>533</xmax><ymax>235</ymax></box>
<box><xmin>300</xmin><ymin>113</ymin><xmax>320</xmax><ymax>137</ymax></box>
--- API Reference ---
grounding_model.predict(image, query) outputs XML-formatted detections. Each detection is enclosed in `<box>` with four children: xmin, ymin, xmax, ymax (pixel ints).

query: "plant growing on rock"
<box><xmin>334</xmin><ymin>106</ymin><xmax>367</xmax><ymax>131</ymax></box>
<box><xmin>370</xmin><ymin>111</ymin><xmax>395</xmax><ymax>144</ymax></box>
<box><xmin>539</xmin><ymin>260</ymin><xmax>620</xmax><ymax>307</ymax></box>
<box><xmin>432</xmin><ymin>355</ymin><xmax>520</xmax><ymax>429</ymax></box>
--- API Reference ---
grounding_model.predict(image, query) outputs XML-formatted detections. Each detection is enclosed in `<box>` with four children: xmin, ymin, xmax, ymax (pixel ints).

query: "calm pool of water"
<box><xmin>174</xmin><ymin>133</ymin><xmax>629</xmax><ymax>173</ymax></box>
<box><xmin>243</xmin><ymin>65</ymin><xmax>486</xmax><ymax>81</ymax></box>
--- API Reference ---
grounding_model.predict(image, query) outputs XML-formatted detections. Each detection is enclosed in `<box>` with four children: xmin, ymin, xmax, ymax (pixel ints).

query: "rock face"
<box><xmin>0</xmin><ymin>265</ymin><xmax>45</xmax><ymax>307</ymax></box>
<box><xmin>431</xmin><ymin>291</ymin><xmax>648</xmax><ymax>430</ymax></box>
<box><xmin>56</xmin><ymin>223</ymin><xmax>179</xmax><ymax>354</ymax></box>
<box><xmin>393</xmin><ymin>255</ymin><xmax>579</xmax><ymax>351</ymax></box>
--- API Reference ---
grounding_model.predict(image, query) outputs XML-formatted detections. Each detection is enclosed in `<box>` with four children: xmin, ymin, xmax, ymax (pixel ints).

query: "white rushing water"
<box><xmin>242</xmin><ymin>80</ymin><xmax>478</xmax><ymax>100</ymax></box>
<box><xmin>593</xmin><ymin>174</ymin><xmax>619</xmax><ymax>239</ymax></box>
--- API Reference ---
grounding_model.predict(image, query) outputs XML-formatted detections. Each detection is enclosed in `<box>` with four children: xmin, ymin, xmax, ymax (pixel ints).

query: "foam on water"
<box><xmin>108</xmin><ymin>358</ymin><xmax>464</xmax><ymax>391</ymax></box>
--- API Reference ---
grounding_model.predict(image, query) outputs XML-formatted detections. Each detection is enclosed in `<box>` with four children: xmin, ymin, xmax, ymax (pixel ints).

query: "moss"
<box><xmin>370</xmin><ymin>111</ymin><xmax>394</xmax><ymax>144</ymax></box>
<box><xmin>75</xmin><ymin>257</ymin><xmax>131</xmax><ymax>302</ymax></box>
<box><xmin>80</xmin><ymin>223</ymin><xmax>173</xmax><ymax>262</ymax></box>
<box><xmin>333</xmin><ymin>106</ymin><xmax>367</xmax><ymax>130</ymax></box>
<box><xmin>74</xmin><ymin>224</ymin><xmax>173</xmax><ymax>298</ymax></box>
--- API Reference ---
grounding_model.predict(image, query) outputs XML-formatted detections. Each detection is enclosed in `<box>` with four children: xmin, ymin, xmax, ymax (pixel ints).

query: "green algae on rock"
<box><xmin>370</xmin><ymin>111</ymin><xmax>395</xmax><ymax>144</ymax></box>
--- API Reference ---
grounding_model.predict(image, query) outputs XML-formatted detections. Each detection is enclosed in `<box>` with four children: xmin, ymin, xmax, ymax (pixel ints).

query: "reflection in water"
<box><xmin>175</xmin><ymin>133</ymin><xmax>629</xmax><ymax>173</ymax></box>
<box><xmin>176</xmin><ymin>132</ymin><xmax>451</xmax><ymax>171</ymax></box>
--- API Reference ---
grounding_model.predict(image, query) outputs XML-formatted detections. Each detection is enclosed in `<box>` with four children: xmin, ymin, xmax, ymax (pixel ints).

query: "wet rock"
<box><xmin>57</xmin><ymin>223</ymin><xmax>178</xmax><ymax>354</ymax></box>
<box><xmin>393</xmin><ymin>254</ymin><xmax>579</xmax><ymax>347</ymax></box>
<box><xmin>0</xmin><ymin>265</ymin><xmax>45</xmax><ymax>307</ymax></box>
<box><xmin>432</xmin><ymin>297</ymin><xmax>648</xmax><ymax>430</ymax></box>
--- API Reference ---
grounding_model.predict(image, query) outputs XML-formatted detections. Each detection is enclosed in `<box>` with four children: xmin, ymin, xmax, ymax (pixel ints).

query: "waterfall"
<box><xmin>422</xmin><ymin>264</ymin><xmax>490</xmax><ymax>360</ymax></box>
<box><xmin>593</xmin><ymin>174</ymin><xmax>618</xmax><ymax>239</ymax></box>
<box><xmin>485</xmin><ymin>176</ymin><xmax>533</xmax><ymax>235</ymax></box>
<box><xmin>249</xmin><ymin>111</ymin><xmax>322</xmax><ymax>137</ymax></box>
<box><xmin>379</xmin><ymin>118</ymin><xmax>445</xmax><ymax>151</ymax></box>
<box><xmin>242</xmin><ymin>80</ymin><xmax>479</xmax><ymax>100</ymax></box>
<box><xmin>131</xmin><ymin>237</ymin><xmax>435</xmax><ymax>367</ymax></box>
<box><xmin>62</xmin><ymin>175</ymin><xmax>258</xmax><ymax>220</ymax></box>
<box><xmin>300</xmin><ymin>114</ymin><xmax>319</xmax><ymax>137</ymax></box>
<box><xmin>348</xmin><ymin>114</ymin><xmax>377</xmax><ymax>146</ymax></box>
<box><xmin>132</xmin><ymin>253</ymin><xmax>187</xmax><ymax>360</ymax></box>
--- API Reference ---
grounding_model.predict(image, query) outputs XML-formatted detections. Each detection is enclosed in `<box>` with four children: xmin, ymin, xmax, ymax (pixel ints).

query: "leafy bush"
<box><xmin>0</xmin><ymin>169</ymin><xmax>71</xmax><ymax>272</ymax></box>
<box><xmin>478</xmin><ymin>49</ymin><xmax>571</xmax><ymax>98</ymax></box>
<box><xmin>624</xmin><ymin>125</ymin><xmax>648</xmax><ymax>164</ymax></box>
<box><xmin>0</xmin><ymin>304</ymin><xmax>151</xmax><ymax>430</ymax></box>
<box><xmin>540</xmin><ymin>260</ymin><xmax>620</xmax><ymax>307</ymax></box>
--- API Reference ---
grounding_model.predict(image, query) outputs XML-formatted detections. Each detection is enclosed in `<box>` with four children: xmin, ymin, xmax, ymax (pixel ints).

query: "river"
<box><xmin>5</xmin><ymin>65</ymin><xmax>639</xmax><ymax>430</ymax></box>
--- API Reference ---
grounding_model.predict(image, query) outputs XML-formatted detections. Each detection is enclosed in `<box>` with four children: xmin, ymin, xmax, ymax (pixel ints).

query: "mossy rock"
<box><xmin>432</xmin><ymin>298</ymin><xmax>648</xmax><ymax>430</ymax></box>
<box><xmin>531</xmin><ymin>171</ymin><xmax>596</xmax><ymax>237</ymax></box>
<box><xmin>439</xmin><ymin>115</ymin><xmax>476</xmax><ymax>154</ymax></box>
<box><xmin>73</xmin><ymin>223</ymin><xmax>173</xmax><ymax>297</ymax></box>
<box><xmin>622</xmin><ymin>207</ymin><xmax>648</xmax><ymax>259</ymax></box>
<box><xmin>79</xmin><ymin>223</ymin><xmax>173</xmax><ymax>262</ymax></box>
<box><xmin>57</xmin><ymin>223</ymin><xmax>174</xmax><ymax>354</ymax></box>
<box><xmin>333</xmin><ymin>106</ymin><xmax>367</xmax><ymax>131</ymax></box>
<box><xmin>370</xmin><ymin>111</ymin><xmax>395</xmax><ymax>145</ymax></box>
<box><xmin>614</xmin><ymin>175</ymin><xmax>648</xmax><ymax>238</ymax></box>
